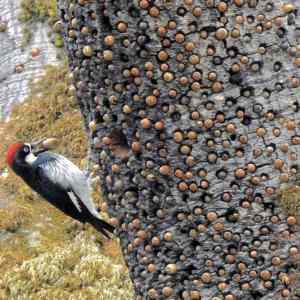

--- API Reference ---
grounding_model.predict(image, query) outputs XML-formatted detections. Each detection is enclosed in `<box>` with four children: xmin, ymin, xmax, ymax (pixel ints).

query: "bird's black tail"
<box><xmin>89</xmin><ymin>216</ymin><xmax>115</xmax><ymax>238</ymax></box>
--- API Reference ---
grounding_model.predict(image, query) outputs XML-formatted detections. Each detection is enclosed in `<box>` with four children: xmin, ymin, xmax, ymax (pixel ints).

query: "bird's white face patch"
<box><xmin>25</xmin><ymin>153</ymin><xmax>37</xmax><ymax>165</ymax></box>
<box><xmin>24</xmin><ymin>143</ymin><xmax>37</xmax><ymax>165</ymax></box>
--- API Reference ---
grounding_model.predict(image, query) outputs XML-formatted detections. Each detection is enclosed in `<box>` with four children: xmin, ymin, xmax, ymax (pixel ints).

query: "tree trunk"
<box><xmin>57</xmin><ymin>0</ymin><xmax>300</xmax><ymax>299</ymax></box>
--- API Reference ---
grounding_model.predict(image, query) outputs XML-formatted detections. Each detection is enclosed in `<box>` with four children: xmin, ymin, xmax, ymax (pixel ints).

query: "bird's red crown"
<box><xmin>6</xmin><ymin>143</ymin><xmax>24</xmax><ymax>167</ymax></box>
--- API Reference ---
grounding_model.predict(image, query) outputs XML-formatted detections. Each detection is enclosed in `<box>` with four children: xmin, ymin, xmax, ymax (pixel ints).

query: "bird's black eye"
<box><xmin>23</xmin><ymin>146</ymin><xmax>30</xmax><ymax>153</ymax></box>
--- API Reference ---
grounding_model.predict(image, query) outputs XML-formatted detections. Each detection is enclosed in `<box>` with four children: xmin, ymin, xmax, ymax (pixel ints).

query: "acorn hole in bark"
<box><xmin>109</xmin><ymin>129</ymin><xmax>130</xmax><ymax>159</ymax></box>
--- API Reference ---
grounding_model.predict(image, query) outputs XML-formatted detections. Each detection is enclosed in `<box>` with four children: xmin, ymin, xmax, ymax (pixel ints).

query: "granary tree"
<box><xmin>57</xmin><ymin>0</ymin><xmax>300</xmax><ymax>299</ymax></box>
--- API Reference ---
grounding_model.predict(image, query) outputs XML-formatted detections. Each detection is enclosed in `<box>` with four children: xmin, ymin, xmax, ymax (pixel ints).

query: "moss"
<box><xmin>19</xmin><ymin>0</ymin><xmax>63</xmax><ymax>49</ymax></box>
<box><xmin>0</xmin><ymin>234</ymin><xmax>132</xmax><ymax>299</ymax></box>
<box><xmin>0</xmin><ymin>205</ymin><xmax>26</xmax><ymax>232</ymax></box>
<box><xmin>53</xmin><ymin>34</ymin><xmax>64</xmax><ymax>48</ymax></box>
<box><xmin>279</xmin><ymin>185</ymin><xmax>300</xmax><ymax>217</ymax></box>
<box><xmin>18</xmin><ymin>0</ymin><xmax>58</xmax><ymax>24</ymax></box>
<box><xmin>0</xmin><ymin>63</ymin><xmax>133</xmax><ymax>298</ymax></box>
<box><xmin>21</xmin><ymin>25</ymin><xmax>33</xmax><ymax>47</ymax></box>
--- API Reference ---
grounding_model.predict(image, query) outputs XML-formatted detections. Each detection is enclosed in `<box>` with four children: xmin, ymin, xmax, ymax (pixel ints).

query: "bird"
<box><xmin>6</xmin><ymin>140</ymin><xmax>114</xmax><ymax>238</ymax></box>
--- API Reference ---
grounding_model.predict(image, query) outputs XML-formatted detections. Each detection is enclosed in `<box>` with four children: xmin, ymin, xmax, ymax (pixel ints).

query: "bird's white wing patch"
<box><xmin>67</xmin><ymin>191</ymin><xmax>82</xmax><ymax>212</ymax></box>
<box><xmin>39</xmin><ymin>153</ymin><xmax>100</xmax><ymax>218</ymax></box>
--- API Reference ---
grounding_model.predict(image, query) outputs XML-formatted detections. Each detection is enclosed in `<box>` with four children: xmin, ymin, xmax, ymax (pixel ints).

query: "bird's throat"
<box><xmin>25</xmin><ymin>153</ymin><xmax>37</xmax><ymax>165</ymax></box>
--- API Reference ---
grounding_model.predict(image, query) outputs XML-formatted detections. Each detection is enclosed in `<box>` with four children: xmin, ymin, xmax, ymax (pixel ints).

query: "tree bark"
<box><xmin>57</xmin><ymin>0</ymin><xmax>300</xmax><ymax>299</ymax></box>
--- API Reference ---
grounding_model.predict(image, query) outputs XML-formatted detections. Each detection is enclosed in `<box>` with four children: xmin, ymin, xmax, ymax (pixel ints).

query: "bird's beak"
<box><xmin>31</xmin><ymin>139</ymin><xmax>46</xmax><ymax>149</ymax></box>
<box><xmin>31</xmin><ymin>138</ymin><xmax>48</xmax><ymax>155</ymax></box>
<box><xmin>31</xmin><ymin>138</ymin><xmax>59</xmax><ymax>155</ymax></box>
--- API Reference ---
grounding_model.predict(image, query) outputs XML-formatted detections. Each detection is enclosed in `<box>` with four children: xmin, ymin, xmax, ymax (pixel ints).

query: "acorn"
<box><xmin>166</xmin><ymin>263</ymin><xmax>177</xmax><ymax>274</ymax></box>
<box><xmin>88</xmin><ymin>120</ymin><xmax>97</xmax><ymax>132</ymax></box>
<box><xmin>53</xmin><ymin>20</ymin><xmax>63</xmax><ymax>33</ymax></box>
<box><xmin>147</xmin><ymin>264</ymin><xmax>156</xmax><ymax>273</ymax></box>
<box><xmin>103</xmin><ymin>50</ymin><xmax>113</xmax><ymax>61</ymax></box>
<box><xmin>132</xmin><ymin>141</ymin><xmax>141</xmax><ymax>153</ymax></box>
<box><xmin>31</xmin><ymin>47</ymin><xmax>41</xmax><ymax>58</ymax></box>
<box><xmin>174</xmin><ymin>131</ymin><xmax>184</xmax><ymax>143</ymax></box>
<box><xmin>201</xmin><ymin>272</ymin><xmax>212</xmax><ymax>283</ymax></box>
<box><xmin>41</xmin><ymin>138</ymin><xmax>59</xmax><ymax>150</ymax></box>
<box><xmin>141</xmin><ymin>118</ymin><xmax>152</xmax><ymax>128</ymax></box>
<box><xmin>151</xmin><ymin>236</ymin><xmax>161</xmax><ymax>246</ymax></box>
<box><xmin>207</xmin><ymin>212</ymin><xmax>218</xmax><ymax>222</ymax></box>
<box><xmin>287</xmin><ymin>216</ymin><xmax>297</xmax><ymax>225</ymax></box>
<box><xmin>0</xmin><ymin>21</ymin><xmax>7</xmax><ymax>32</ymax></box>
<box><xmin>260</xmin><ymin>270</ymin><xmax>271</xmax><ymax>280</ymax></box>
<box><xmin>164</xmin><ymin>232</ymin><xmax>173</xmax><ymax>241</ymax></box>
<box><xmin>256</xmin><ymin>127</ymin><xmax>266</xmax><ymax>137</ymax></box>
<box><xmin>215</xmin><ymin>27</ymin><xmax>228</xmax><ymax>40</ymax></box>
<box><xmin>274</xmin><ymin>159</ymin><xmax>284</xmax><ymax>169</ymax></box>
<box><xmin>225</xmin><ymin>294</ymin><xmax>236</xmax><ymax>300</ymax></box>
<box><xmin>281</xmin><ymin>3</ymin><xmax>295</xmax><ymax>13</ymax></box>
<box><xmin>190</xmin><ymin>291</ymin><xmax>201</xmax><ymax>300</ymax></box>
<box><xmin>272</xmin><ymin>257</ymin><xmax>281</xmax><ymax>266</ymax></box>
<box><xmin>197</xmin><ymin>224</ymin><xmax>207</xmax><ymax>233</ymax></box>
<box><xmin>139</xmin><ymin>0</ymin><xmax>150</xmax><ymax>9</ymax></box>
<box><xmin>104</xmin><ymin>35</ymin><xmax>115</xmax><ymax>46</ymax></box>
<box><xmin>117</xmin><ymin>22</ymin><xmax>128</xmax><ymax>32</ymax></box>
<box><xmin>109</xmin><ymin>218</ymin><xmax>119</xmax><ymax>226</ymax></box>
<box><xmin>281</xmin><ymin>289</ymin><xmax>290</xmax><ymax>297</ymax></box>
<box><xmin>82</xmin><ymin>45</ymin><xmax>93</xmax><ymax>57</ymax></box>
<box><xmin>15</xmin><ymin>64</ymin><xmax>24</xmax><ymax>73</ymax></box>
<box><xmin>162</xmin><ymin>287</ymin><xmax>173</xmax><ymax>297</ymax></box>
<box><xmin>148</xmin><ymin>289</ymin><xmax>158</xmax><ymax>299</ymax></box>
<box><xmin>235</xmin><ymin>168</ymin><xmax>246</xmax><ymax>179</ymax></box>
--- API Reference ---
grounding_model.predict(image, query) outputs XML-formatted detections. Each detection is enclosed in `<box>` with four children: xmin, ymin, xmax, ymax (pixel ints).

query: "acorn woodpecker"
<box><xmin>6</xmin><ymin>140</ymin><xmax>114</xmax><ymax>238</ymax></box>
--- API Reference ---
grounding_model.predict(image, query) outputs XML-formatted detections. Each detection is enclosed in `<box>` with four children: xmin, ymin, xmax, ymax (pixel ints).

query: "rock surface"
<box><xmin>0</xmin><ymin>0</ymin><xmax>59</xmax><ymax>119</ymax></box>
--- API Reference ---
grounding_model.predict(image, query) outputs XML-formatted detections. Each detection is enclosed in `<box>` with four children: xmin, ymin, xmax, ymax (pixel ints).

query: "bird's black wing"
<box><xmin>31</xmin><ymin>153</ymin><xmax>114</xmax><ymax>237</ymax></box>
<box><xmin>32</xmin><ymin>153</ymin><xmax>98</xmax><ymax>222</ymax></box>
